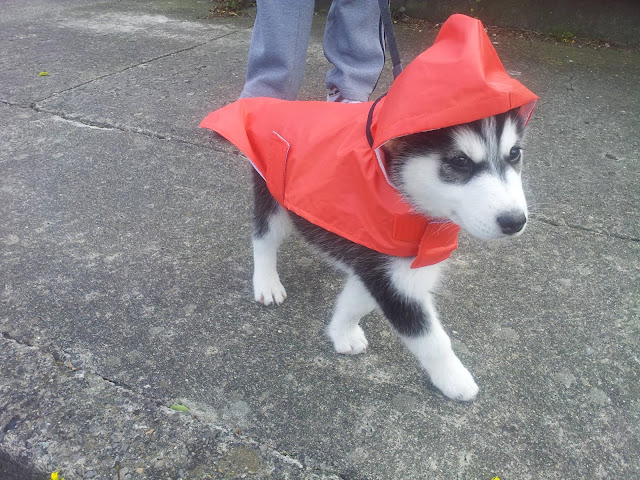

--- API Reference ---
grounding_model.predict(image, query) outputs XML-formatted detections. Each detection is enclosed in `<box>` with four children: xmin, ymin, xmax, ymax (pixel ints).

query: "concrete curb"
<box><xmin>0</xmin><ymin>335</ymin><xmax>342</xmax><ymax>480</ymax></box>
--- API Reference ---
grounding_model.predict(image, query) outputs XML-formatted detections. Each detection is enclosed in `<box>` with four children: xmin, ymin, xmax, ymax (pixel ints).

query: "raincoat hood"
<box><xmin>371</xmin><ymin>14</ymin><xmax>537</xmax><ymax>149</ymax></box>
<box><xmin>200</xmin><ymin>14</ymin><xmax>538</xmax><ymax>268</ymax></box>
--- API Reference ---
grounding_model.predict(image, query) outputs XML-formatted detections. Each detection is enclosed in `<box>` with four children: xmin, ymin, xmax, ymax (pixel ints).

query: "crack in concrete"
<box><xmin>1</xmin><ymin>330</ymin><xmax>36</xmax><ymax>349</ymax></box>
<box><xmin>0</xmin><ymin>330</ymin><xmax>161</xmax><ymax>404</ymax></box>
<box><xmin>33</xmin><ymin>29</ymin><xmax>242</xmax><ymax>104</ymax></box>
<box><xmin>30</xmin><ymin>103</ymin><xmax>229</xmax><ymax>154</ymax></box>
<box><xmin>0</xmin><ymin>99</ymin><xmax>31</xmax><ymax>109</ymax></box>
<box><xmin>532</xmin><ymin>215</ymin><xmax>640</xmax><ymax>242</ymax></box>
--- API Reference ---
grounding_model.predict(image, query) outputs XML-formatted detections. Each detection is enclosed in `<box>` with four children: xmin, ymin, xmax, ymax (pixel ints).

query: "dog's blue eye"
<box><xmin>508</xmin><ymin>147</ymin><xmax>522</xmax><ymax>163</ymax></box>
<box><xmin>448</xmin><ymin>155</ymin><xmax>472</xmax><ymax>169</ymax></box>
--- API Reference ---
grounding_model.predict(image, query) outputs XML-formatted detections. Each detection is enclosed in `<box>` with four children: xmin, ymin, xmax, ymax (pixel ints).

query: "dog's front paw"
<box><xmin>427</xmin><ymin>355</ymin><xmax>479</xmax><ymax>402</ymax></box>
<box><xmin>328</xmin><ymin>325</ymin><xmax>369</xmax><ymax>355</ymax></box>
<box><xmin>253</xmin><ymin>273</ymin><xmax>287</xmax><ymax>306</ymax></box>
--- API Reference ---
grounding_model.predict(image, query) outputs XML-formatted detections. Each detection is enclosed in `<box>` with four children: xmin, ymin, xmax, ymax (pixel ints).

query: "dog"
<box><xmin>249</xmin><ymin>107</ymin><xmax>528</xmax><ymax>402</ymax></box>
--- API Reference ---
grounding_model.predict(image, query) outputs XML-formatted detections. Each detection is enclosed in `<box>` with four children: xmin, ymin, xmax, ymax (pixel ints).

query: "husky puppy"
<box><xmin>250</xmin><ymin>108</ymin><xmax>527</xmax><ymax>402</ymax></box>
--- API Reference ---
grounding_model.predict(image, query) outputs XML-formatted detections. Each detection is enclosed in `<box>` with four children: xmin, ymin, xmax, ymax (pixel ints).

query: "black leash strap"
<box><xmin>378</xmin><ymin>0</ymin><xmax>403</xmax><ymax>79</ymax></box>
<box><xmin>366</xmin><ymin>2</ymin><xmax>401</xmax><ymax>148</ymax></box>
<box><xmin>366</xmin><ymin>93</ymin><xmax>387</xmax><ymax>148</ymax></box>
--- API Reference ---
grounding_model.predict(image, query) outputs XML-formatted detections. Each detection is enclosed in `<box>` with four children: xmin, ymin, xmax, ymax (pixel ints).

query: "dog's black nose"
<box><xmin>497</xmin><ymin>212</ymin><xmax>527</xmax><ymax>235</ymax></box>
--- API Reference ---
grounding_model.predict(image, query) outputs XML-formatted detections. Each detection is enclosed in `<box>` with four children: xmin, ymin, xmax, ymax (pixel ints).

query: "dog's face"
<box><xmin>384</xmin><ymin>109</ymin><xmax>528</xmax><ymax>240</ymax></box>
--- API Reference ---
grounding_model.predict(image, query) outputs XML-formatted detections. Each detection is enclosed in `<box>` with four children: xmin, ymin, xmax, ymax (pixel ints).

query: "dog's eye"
<box><xmin>507</xmin><ymin>146</ymin><xmax>522</xmax><ymax>163</ymax></box>
<box><xmin>447</xmin><ymin>154</ymin><xmax>472</xmax><ymax>169</ymax></box>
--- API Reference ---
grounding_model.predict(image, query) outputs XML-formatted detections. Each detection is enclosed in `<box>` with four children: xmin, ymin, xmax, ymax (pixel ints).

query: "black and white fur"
<box><xmin>251</xmin><ymin>108</ymin><xmax>527</xmax><ymax>401</ymax></box>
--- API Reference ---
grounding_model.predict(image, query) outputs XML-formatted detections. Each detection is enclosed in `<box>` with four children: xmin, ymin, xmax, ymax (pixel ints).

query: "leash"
<box><xmin>366</xmin><ymin>1</ymin><xmax>403</xmax><ymax>147</ymax></box>
<box><xmin>365</xmin><ymin>93</ymin><xmax>386</xmax><ymax>147</ymax></box>
<box><xmin>378</xmin><ymin>0</ymin><xmax>403</xmax><ymax>79</ymax></box>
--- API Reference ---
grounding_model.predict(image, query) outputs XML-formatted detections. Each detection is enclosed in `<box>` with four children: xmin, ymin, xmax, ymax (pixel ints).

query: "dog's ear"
<box><xmin>381</xmin><ymin>138</ymin><xmax>400</xmax><ymax>157</ymax></box>
<box><xmin>509</xmin><ymin>107</ymin><xmax>527</xmax><ymax>134</ymax></box>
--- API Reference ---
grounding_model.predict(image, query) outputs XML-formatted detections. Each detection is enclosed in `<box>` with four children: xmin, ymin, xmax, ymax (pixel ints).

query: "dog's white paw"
<box><xmin>253</xmin><ymin>273</ymin><xmax>287</xmax><ymax>306</ymax></box>
<box><xmin>427</xmin><ymin>356</ymin><xmax>479</xmax><ymax>402</ymax></box>
<box><xmin>328</xmin><ymin>325</ymin><xmax>369</xmax><ymax>355</ymax></box>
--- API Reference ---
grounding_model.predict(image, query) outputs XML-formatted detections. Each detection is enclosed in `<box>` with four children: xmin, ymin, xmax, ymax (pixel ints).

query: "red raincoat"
<box><xmin>200</xmin><ymin>14</ymin><xmax>538</xmax><ymax>268</ymax></box>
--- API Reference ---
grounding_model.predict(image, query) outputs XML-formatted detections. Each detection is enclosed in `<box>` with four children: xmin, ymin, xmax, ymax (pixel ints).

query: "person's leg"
<box><xmin>324</xmin><ymin>0</ymin><xmax>386</xmax><ymax>102</ymax></box>
<box><xmin>240</xmin><ymin>0</ymin><xmax>315</xmax><ymax>100</ymax></box>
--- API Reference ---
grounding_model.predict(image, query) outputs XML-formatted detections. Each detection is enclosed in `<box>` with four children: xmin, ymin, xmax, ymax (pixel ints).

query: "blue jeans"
<box><xmin>240</xmin><ymin>0</ymin><xmax>386</xmax><ymax>101</ymax></box>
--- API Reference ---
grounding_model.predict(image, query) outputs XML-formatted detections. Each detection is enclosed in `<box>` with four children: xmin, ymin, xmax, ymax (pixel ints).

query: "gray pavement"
<box><xmin>1</xmin><ymin>1</ymin><xmax>639</xmax><ymax>479</ymax></box>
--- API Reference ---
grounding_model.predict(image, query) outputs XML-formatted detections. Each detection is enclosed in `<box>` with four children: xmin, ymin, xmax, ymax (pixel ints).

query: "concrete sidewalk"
<box><xmin>1</xmin><ymin>1</ymin><xmax>639</xmax><ymax>479</ymax></box>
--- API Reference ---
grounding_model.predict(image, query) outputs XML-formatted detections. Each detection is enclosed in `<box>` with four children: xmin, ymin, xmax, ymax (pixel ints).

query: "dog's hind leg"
<box><xmin>252</xmin><ymin>169</ymin><xmax>292</xmax><ymax>305</ymax></box>
<box><xmin>362</xmin><ymin>258</ymin><xmax>479</xmax><ymax>401</ymax></box>
<box><xmin>327</xmin><ymin>274</ymin><xmax>377</xmax><ymax>355</ymax></box>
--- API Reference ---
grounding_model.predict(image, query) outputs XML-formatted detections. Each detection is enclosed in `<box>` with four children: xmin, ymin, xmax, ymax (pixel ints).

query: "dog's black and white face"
<box><xmin>384</xmin><ymin>109</ymin><xmax>528</xmax><ymax>240</ymax></box>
